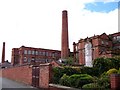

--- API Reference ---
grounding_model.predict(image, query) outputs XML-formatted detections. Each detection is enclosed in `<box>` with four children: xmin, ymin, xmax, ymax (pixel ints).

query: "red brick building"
<box><xmin>73</xmin><ymin>32</ymin><xmax>120</xmax><ymax>67</ymax></box>
<box><xmin>11</xmin><ymin>46</ymin><xmax>61</xmax><ymax>66</ymax></box>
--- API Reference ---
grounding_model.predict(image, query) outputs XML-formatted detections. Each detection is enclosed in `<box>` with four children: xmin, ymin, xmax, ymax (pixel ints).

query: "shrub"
<box><xmin>63</xmin><ymin>66</ymin><xmax>80</xmax><ymax>76</ymax></box>
<box><xmin>68</xmin><ymin>74</ymin><xmax>93</xmax><ymax>88</ymax></box>
<box><xmin>106</xmin><ymin>68</ymin><xmax>118</xmax><ymax>75</ymax></box>
<box><xmin>59</xmin><ymin>74</ymin><xmax>70</xmax><ymax>86</ymax></box>
<box><xmin>97</xmin><ymin>76</ymin><xmax>110</xmax><ymax>89</ymax></box>
<box><xmin>52</xmin><ymin>66</ymin><xmax>81</xmax><ymax>84</ymax></box>
<box><xmin>83</xmin><ymin>75</ymin><xmax>110</xmax><ymax>89</ymax></box>
<box><xmin>118</xmin><ymin>68</ymin><xmax>120</xmax><ymax>74</ymax></box>
<box><xmin>52</xmin><ymin>67</ymin><xmax>64</xmax><ymax>84</ymax></box>
<box><xmin>82</xmin><ymin>83</ymin><xmax>101</xmax><ymax>89</ymax></box>
<box><xmin>81</xmin><ymin>66</ymin><xmax>99</xmax><ymax>76</ymax></box>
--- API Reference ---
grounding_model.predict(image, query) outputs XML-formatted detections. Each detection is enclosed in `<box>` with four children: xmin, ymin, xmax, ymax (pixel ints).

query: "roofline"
<box><xmin>19</xmin><ymin>46</ymin><xmax>61</xmax><ymax>52</ymax></box>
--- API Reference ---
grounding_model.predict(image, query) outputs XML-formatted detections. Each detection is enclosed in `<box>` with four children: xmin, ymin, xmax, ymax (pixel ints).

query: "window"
<box><xmin>40</xmin><ymin>52</ymin><xmax>43</xmax><ymax>56</ymax></box>
<box><xmin>52</xmin><ymin>53</ymin><xmax>55</xmax><ymax>57</ymax></box>
<box><xmin>106</xmin><ymin>42</ymin><xmax>109</xmax><ymax>45</ymax></box>
<box><xmin>28</xmin><ymin>58</ymin><xmax>31</xmax><ymax>63</ymax></box>
<box><xmin>113</xmin><ymin>36</ymin><xmax>120</xmax><ymax>43</ymax></box>
<box><xmin>55</xmin><ymin>52</ymin><xmax>58</xmax><ymax>57</ymax></box>
<box><xmin>113</xmin><ymin>36</ymin><xmax>116</xmax><ymax>40</ymax></box>
<box><xmin>24</xmin><ymin>50</ymin><xmax>27</xmax><ymax>54</ymax></box>
<box><xmin>117</xmin><ymin>36</ymin><xmax>120</xmax><ymax>42</ymax></box>
<box><xmin>32</xmin><ymin>51</ymin><xmax>35</xmax><ymax>55</ymax></box>
<box><xmin>24</xmin><ymin>57</ymin><xmax>27</xmax><ymax>62</ymax></box>
<box><xmin>101</xmin><ymin>41</ymin><xmax>104</xmax><ymax>44</ymax></box>
<box><xmin>43</xmin><ymin>52</ymin><xmax>45</xmax><ymax>56</ymax></box>
<box><xmin>39</xmin><ymin>51</ymin><xmax>41</xmax><ymax>55</ymax></box>
<box><xmin>45</xmin><ymin>59</ymin><xmax>48</xmax><ymax>63</ymax></box>
<box><xmin>114</xmin><ymin>46</ymin><xmax>120</xmax><ymax>49</ymax></box>
<box><xmin>49</xmin><ymin>53</ymin><xmax>51</xmax><ymax>56</ymax></box>
<box><xmin>35</xmin><ymin>58</ymin><xmax>39</xmax><ymax>62</ymax></box>
<box><xmin>31</xmin><ymin>58</ymin><xmax>35</xmax><ymax>61</ymax></box>
<box><xmin>35</xmin><ymin>51</ymin><xmax>38</xmax><ymax>55</ymax></box>
<box><xmin>46</xmin><ymin>52</ymin><xmax>48</xmax><ymax>56</ymax></box>
<box><xmin>28</xmin><ymin>50</ymin><xmax>31</xmax><ymax>54</ymax></box>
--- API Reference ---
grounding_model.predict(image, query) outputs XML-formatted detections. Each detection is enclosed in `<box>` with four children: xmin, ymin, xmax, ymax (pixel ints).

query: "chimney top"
<box><xmin>62</xmin><ymin>10</ymin><xmax>67</xmax><ymax>15</ymax></box>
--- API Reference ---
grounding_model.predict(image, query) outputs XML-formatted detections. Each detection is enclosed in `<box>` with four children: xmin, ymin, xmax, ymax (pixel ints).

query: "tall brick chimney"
<box><xmin>61</xmin><ymin>10</ymin><xmax>69</xmax><ymax>59</ymax></box>
<box><xmin>1</xmin><ymin>42</ymin><xmax>5</xmax><ymax>63</ymax></box>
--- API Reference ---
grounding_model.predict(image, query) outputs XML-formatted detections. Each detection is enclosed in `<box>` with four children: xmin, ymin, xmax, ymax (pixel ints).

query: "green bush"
<box><xmin>59</xmin><ymin>74</ymin><xmax>70</xmax><ymax>86</ymax></box>
<box><xmin>52</xmin><ymin>66</ymin><xmax>81</xmax><ymax>84</ymax></box>
<box><xmin>82</xmin><ymin>83</ymin><xmax>101</xmax><ymax>89</ymax></box>
<box><xmin>52</xmin><ymin>67</ymin><xmax>64</xmax><ymax>84</ymax></box>
<box><xmin>106</xmin><ymin>68</ymin><xmax>118</xmax><ymax>75</ymax></box>
<box><xmin>59</xmin><ymin>74</ymin><xmax>93</xmax><ymax>88</ymax></box>
<box><xmin>82</xmin><ymin>75</ymin><xmax>110</xmax><ymax>89</ymax></box>
<box><xmin>63</xmin><ymin>66</ymin><xmax>80</xmax><ymax>76</ymax></box>
<box><xmin>97</xmin><ymin>76</ymin><xmax>110</xmax><ymax>89</ymax></box>
<box><xmin>68</xmin><ymin>74</ymin><xmax>93</xmax><ymax>88</ymax></box>
<box><xmin>81</xmin><ymin>66</ymin><xmax>99</xmax><ymax>76</ymax></box>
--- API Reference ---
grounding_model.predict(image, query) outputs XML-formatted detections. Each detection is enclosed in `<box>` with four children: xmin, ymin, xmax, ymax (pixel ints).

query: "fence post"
<box><xmin>39</xmin><ymin>63</ymin><xmax>52</xmax><ymax>88</ymax></box>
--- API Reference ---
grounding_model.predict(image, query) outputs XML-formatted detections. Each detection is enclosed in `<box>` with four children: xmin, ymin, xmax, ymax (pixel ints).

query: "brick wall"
<box><xmin>2</xmin><ymin>65</ymin><xmax>32</xmax><ymax>85</ymax></box>
<box><xmin>110</xmin><ymin>74</ymin><xmax>120</xmax><ymax>89</ymax></box>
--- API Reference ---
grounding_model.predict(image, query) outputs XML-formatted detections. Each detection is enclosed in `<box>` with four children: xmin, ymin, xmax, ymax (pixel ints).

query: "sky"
<box><xmin>0</xmin><ymin>0</ymin><xmax>119</xmax><ymax>62</ymax></box>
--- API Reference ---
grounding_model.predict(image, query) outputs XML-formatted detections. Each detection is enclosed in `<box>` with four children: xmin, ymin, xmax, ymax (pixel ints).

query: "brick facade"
<box><xmin>11</xmin><ymin>46</ymin><xmax>61</xmax><ymax>66</ymax></box>
<box><xmin>73</xmin><ymin>32</ymin><xmax>120</xmax><ymax>65</ymax></box>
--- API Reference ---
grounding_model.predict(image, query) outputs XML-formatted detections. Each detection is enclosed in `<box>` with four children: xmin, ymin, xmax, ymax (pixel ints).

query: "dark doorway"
<box><xmin>32</xmin><ymin>66</ymin><xmax>39</xmax><ymax>87</ymax></box>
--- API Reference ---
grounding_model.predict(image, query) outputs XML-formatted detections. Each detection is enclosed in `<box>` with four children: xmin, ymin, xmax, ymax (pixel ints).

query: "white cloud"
<box><xmin>0</xmin><ymin>0</ymin><xmax>118</xmax><ymax>62</ymax></box>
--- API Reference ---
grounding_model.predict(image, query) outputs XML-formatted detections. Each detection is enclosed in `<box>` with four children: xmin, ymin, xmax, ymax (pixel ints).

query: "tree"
<box><xmin>64</xmin><ymin>57</ymin><xmax>74</xmax><ymax>66</ymax></box>
<box><xmin>93</xmin><ymin>57</ymin><xmax>120</xmax><ymax>75</ymax></box>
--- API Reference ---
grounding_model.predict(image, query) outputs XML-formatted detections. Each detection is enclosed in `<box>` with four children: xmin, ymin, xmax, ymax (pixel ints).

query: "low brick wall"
<box><xmin>1</xmin><ymin>63</ymin><xmax>53</xmax><ymax>88</ymax></box>
<box><xmin>2</xmin><ymin>65</ymin><xmax>32</xmax><ymax>85</ymax></box>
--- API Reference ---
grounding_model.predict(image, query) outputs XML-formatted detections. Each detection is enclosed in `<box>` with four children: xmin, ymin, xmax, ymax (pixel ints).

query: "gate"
<box><xmin>32</xmin><ymin>66</ymin><xmax>39</xmax><ymax>87</ymax></box>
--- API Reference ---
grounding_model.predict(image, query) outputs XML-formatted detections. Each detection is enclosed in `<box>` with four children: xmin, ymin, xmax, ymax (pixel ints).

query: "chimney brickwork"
<box><xmin>2</xmin><ymin>42</ymin><xmax>5</xmax><ymax>63</ymax></box>
<box><xmin>61</xmin><ymin>10</ymin><xmax>69</xmax><ymax>59</ymax></box>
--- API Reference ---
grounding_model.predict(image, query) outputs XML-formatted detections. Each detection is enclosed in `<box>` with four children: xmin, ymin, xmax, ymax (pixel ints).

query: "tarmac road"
<box><xmin>0</xmin><ymin>77</ymin><xmax>67</xmax><ymax>90</ymax></box>
<box><xmin>0</xmin><ymin>77</ymin><xmax>40</xmax><ymax>90</ymax></box>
